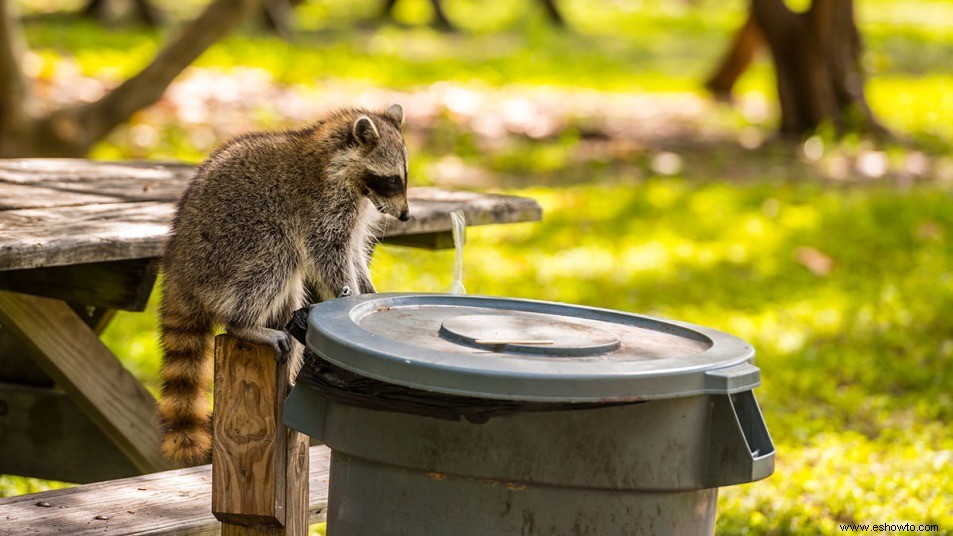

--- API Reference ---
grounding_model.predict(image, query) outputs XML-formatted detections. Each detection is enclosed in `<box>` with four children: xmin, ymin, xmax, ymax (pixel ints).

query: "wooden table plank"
<box><xmin>0</xmin><ymin>161</ymin><xmax>192</xmax><ymax>210</ymax></box>
<box><xmin>0</xmin><ymin>291</ymin><xmax>171</xmax><ymax>474</ymax></box>
<box><xmin>380</xmin><ymin>186</ymin><xmax>543</xmax><ymax>236</ymax></box>
<box><xmin>0</xmin><ymin>159</ymin><xmax>192</xmax><ymax>186</ymax></box>
<box><xmin>0</xmin><ymin>188</ymin><xmax>541</xmax><ymax>271</ymax></box>
<box><xmin>0</xmin><ymin>258</ymin><xmax>159</xmax><ymax>311</ymax></box>
<box><xmin>0</xmin><ymin>201</ymin><xmax>176</xmax><ymax>271</ymax></box>
<box><xmin>0</xmin><ymin>445</ymin><xmax>331</xmax><ymax>536</ymax></box>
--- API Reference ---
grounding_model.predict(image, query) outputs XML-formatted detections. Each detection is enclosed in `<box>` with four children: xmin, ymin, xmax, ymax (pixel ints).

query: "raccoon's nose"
<box><xmin>398</xmin><ymin>209</ymin><xmax>410</xmax><ymax>222</ymax></box>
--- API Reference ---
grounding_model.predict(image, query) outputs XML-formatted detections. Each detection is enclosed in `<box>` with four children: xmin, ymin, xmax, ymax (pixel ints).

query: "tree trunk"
<box><xmin>132</xmin><ymin>0</ymin><xmax>163</xmax><ymax>26</ymax></box>
<box><xmin>81</xmin><ymin>0</ymin><xmax>108</xmax><ymax>20</ymax></box>
<box><xmin>261</xmin><ymin>0</ymin><xmax>298</xmax><ymax>38</ymax></box>
<box><xmin>82</xmin><ymin>0</ymin><xmax>163</xmax><ymax>26</ymax></box>
<box><xmin>380</xmin><ymin>0</ymin><xmax>455</xmax><ymax>32</ymax></box>
<box><xmin>429</xmin><ymin>0</ymin><xmax>455</xmax><ymax>32</ymax></box>
<box><xmin>0</xmin><ymin>0</ymin><xmax>32</xmax><ymax>144</ymax></box>
<box><xmin>539</xmin><ymin>0</ymin><xmax>566</xmax><ymax>28</ymax></box>
<box><xmin>0</xmin><ymin>0</ymin><xmax>260</xmax><ymax>157</ymax></box>
<box><xmin>705</xmin><ymin>12</ymin><xmax>762</xmax><ymax>101</ymax></box>
<box><xmin>749</xmin><ymin>0</ymin><xmax>884</xmax><ymax>136</ymax></box>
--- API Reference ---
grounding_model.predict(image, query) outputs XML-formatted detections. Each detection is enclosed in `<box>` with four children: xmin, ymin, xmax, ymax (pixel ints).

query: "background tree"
<box><xmin>0</xmin><ymin>0</ymin><xmax>259</xmax><ymax>158</ymax></box>
<box><xmin>81</xmin><ymin>0</ymin><xmax>163</xmax><ymax>26</ymax></box>
<box><xmin>707</xmin><ymin>0</ymin><xmax>885</xmax><ymax>137</ymax></box>
<box><xmin>380</xmin><ymin>0</ymin><xmax>567</xmax><ymax>32</ymax></box>
<box><xmin>705</xmin><ymin>12</ymin><xmax>762</xmax><ymax>102</ymax></box>
<box><xmin>381</xmin><ymin>0</ymin><xmax>455</xmax><ymax>31</ymax></box>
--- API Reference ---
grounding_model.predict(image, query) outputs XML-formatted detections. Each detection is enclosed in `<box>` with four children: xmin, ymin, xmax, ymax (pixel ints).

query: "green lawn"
<box><xmin>6</xmin><ymin>0</ymin><xmax>953</xmax><ymax>533</ymax></box>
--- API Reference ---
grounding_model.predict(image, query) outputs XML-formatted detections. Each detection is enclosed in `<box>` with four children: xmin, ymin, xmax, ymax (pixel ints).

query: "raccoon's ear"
<box><xmin>385</xmin><ymin>104</ymin><xmax>404</xmax><ymax>127</ymax></box>
<box><xmin>353</xmin><ymin>116</ymin><xmax>380</xmax><ymax>146</ymax></box>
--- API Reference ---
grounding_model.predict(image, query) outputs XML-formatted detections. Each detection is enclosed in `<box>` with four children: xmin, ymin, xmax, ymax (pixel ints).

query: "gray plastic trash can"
<box><xmin>283</xmin><ymin>293</ymin><xmax>775</xmax><ymax>535</ymax></box>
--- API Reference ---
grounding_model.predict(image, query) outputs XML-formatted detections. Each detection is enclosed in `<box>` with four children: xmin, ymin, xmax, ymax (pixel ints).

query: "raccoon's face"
<box><xmin>353</xmin><ymin>105</ymin><xmax>410</xmax><ymax>222</ymax></box>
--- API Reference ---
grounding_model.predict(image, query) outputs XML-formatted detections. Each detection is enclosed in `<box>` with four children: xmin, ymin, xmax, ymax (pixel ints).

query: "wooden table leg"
<box><xmin>212</xmin><ymin>335</ymin><xmax>310</xmax><ymax>535</ymax></box>
<box><xmin>0</xmin><ymin>290</ymin><xmax>169</xmax><ymax>474</ymax></box>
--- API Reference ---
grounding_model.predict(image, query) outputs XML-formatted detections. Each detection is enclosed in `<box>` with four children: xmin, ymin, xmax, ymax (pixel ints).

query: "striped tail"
<box><xmin>157</xmin><ymin>296</ymin><xmax>214</xmax><ymax>465</ymax></box>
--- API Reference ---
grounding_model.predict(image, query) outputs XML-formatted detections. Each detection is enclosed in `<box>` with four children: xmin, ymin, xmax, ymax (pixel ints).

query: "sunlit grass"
<box><xmin>718</xmin><ymin>427</ymin><xmax>952</xmax><ymax>534</ymax></box>
<box><xmin>0</xmin><ymin>475</ymin><xmax>71</xmax><ymax>497</ymax></box>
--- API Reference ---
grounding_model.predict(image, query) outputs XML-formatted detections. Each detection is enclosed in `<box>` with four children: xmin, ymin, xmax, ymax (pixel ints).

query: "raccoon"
<box><xmin>157</xmin><ymin>105</ymin><xmax>409</xmax><ymax>464</ymax></box>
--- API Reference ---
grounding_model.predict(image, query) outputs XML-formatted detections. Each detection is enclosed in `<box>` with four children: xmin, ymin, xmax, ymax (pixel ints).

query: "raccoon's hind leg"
<box><xmin>222</xmin><ymin>261</ymin><xmax>299</xmax><ymax>362</ymax></box>
<box><xmin>265</xmin><ymin>280</ymin><xmax>306</xmax><ymax>373</ymax></box>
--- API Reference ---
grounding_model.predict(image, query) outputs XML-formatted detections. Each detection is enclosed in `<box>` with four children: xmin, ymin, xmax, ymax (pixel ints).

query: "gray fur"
<box><xmin>161</xmin><ymin>106</ymin><xmax>409</xmax><ymax>365</ymax></box>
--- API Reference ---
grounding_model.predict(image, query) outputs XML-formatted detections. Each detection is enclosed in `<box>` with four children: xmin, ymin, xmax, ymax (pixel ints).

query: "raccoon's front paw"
<box><xmin>272</xmin><ymin>331</ymin><xmax>293</xmax><ymax>363</ymax></box>
<box><xmin>225</xmin><ymin>324</ymin><xmax>293</xmax><ymax>363</ymax></box>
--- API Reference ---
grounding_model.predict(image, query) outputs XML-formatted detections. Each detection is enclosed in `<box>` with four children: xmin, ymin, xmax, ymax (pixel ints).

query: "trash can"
<box><xmin>283</xmin><ymin>293</ymin><xmax>775</xmax><ymax>535</ymax></box>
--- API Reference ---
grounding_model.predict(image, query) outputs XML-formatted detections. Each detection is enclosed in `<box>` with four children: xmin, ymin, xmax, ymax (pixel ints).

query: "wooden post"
<box><xmin>211</xmin><ymin>335</ymin><xmax>310</xmax><ymax>535</ymax></box>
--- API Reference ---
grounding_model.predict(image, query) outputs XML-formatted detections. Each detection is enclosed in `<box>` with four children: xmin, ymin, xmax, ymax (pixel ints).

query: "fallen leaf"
<box><xmin>796</xmin><ymin>247</ymin><xmax>834</xmax><ymax>276</ymax></box>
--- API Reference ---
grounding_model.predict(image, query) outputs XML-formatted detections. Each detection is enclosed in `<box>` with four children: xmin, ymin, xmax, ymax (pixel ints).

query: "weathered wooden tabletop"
<box><xmin>0</xmin><ymin>159</ymin><xmax>542</xmax><ymax>271</ymax></box>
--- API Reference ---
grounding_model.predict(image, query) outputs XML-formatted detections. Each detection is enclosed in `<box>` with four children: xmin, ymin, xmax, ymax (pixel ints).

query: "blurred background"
<box><xmin>1</xmin><ymin>0</ymin><xmax>951</xmax><ymax>533</ymax></box>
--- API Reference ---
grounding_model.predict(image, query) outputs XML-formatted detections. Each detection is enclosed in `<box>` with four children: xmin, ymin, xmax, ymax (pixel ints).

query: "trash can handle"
<box><xmin>705</xmin><ymin>389</ymin><xmax>775</xmax><ymax>488</ymax></box>
<box><xmin>704</xmin><ymin>362</ymin><xmax>761</xmax><ymax>394</ymax></box>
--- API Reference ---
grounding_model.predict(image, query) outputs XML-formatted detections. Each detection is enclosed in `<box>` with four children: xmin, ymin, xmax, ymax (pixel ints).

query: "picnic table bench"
<box><xmin>0</xmin><ymin>158</ymin><xmax>542</xmax><ymax>486</ymax></box>
<box><xmin>0</xmin><ymin>445</ymin><xmax>332</xmax><ymax>535</ymax></box>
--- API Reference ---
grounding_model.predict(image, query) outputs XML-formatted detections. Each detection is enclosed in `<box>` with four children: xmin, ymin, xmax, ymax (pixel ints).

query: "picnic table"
<box><xmin>0</xmin><ymin>158</ymin><xmax>542</xmax><ymax>484</ymax></box>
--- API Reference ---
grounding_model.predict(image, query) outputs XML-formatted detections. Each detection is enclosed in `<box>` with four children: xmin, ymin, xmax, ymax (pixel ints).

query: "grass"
<box><xmin>6</xmin><ymin>0</ymin><xmax>953</xmax><ymax>533</ymax></box>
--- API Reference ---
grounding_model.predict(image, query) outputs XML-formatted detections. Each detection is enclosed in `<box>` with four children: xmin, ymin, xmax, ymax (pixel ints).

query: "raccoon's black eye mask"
<box><xmin>365</xmin><ymin>173</ymin><xmax>404</xmax><ymax>196</ymax></box>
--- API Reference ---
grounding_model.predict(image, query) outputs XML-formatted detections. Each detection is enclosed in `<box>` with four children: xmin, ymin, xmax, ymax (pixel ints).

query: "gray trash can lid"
<box><xmin>306</xmin><ymin>293</ymin><xmax>757</xmax><ymax>402</ymax></box>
